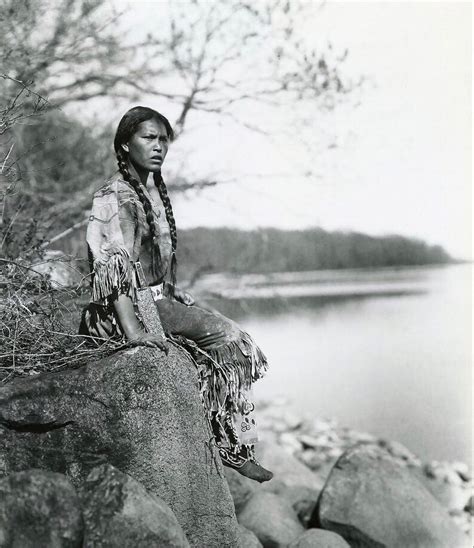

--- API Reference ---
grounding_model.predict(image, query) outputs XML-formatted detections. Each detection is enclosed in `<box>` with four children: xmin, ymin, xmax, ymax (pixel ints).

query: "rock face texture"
<box><xmin>0</xmin><ymin>346</ymin><xmax>239</xmax><ymax>548</ymax></box>
<box><xmin>0</xmin><ymin>469</ymin><xmax>83</xmax><ymax>547</ymax></box>
<box><xmin>80</xmin><ymin>464</ymin><xmax>189</xmax><ymax>548</ymax></box>
<box><xmin>311</xmin><ymin>445</ymin><xmax>466</xmax><ymax>548</ymax></box>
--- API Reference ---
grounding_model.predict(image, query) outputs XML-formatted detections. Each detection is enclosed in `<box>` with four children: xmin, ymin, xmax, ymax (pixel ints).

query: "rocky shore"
<box><xmin>0</xmin><ymin>346</ymin><xmax>471</xmax><ymax>547</ymax></box>
<box><xmin>227</xmin><ymin>396</ymin><xmax>472</xmax><ymax>546</ymax></box>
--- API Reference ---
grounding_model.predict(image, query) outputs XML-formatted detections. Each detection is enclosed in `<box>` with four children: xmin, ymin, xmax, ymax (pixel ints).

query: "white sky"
<box><xmin>105</xmin><ymin>0</ymin><xmax>472</xmax><ymax>259</ymax></box>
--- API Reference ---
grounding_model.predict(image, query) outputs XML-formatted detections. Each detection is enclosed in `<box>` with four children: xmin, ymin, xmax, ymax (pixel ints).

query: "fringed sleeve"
<box><xmin>86</xmin><ymin>181</ymin><xmax>139</xmax><ymax>306</ymax></box>
<box><xmin>90</xmin><ymin>246</ymin><xmax>135</xmax><ymax>304</ymax></box>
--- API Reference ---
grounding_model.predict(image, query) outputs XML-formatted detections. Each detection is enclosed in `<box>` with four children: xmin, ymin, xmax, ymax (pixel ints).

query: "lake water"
<box><xmin>201</xmin><ymin>264</ymin><xmax>472</xmax><ymax>464</ymax></box>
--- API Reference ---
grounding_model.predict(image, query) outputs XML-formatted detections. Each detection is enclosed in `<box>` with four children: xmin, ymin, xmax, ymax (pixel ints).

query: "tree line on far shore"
<box><xmin>177</xmin><ymin>226</ymin><xmax>453</xmax><ymax>276</ymax></box>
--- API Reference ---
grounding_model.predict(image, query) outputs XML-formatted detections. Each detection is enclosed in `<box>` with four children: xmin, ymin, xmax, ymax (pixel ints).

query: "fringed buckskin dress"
<box><xmin>80</xmin><ymin>175</ymin><xmax>268</xmax><ymax>467</ymax></box>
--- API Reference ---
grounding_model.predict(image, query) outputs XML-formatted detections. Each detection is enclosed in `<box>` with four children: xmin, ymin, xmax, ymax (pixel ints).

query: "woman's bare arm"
<box><xmin>113</xmin><ymin>293</ymin><xmax>168</xmax><ymax>352</ymax></box>
<box><xmin>113</xmin><ymin>293</ymin><xmax>143</xmax><ymax>338</ymax></box>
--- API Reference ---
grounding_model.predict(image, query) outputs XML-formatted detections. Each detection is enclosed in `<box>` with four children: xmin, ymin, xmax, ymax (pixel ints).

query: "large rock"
<box><xmin>0</xmin><ymin>346</ymin><xmax>239</xmax><ymax>547</ymax></box>
<box><xmin>288</xmin><ymin>529</ymin><xmax>350</xmax><ymax>548</ymax></box>
<box><xmin>80</xmin><ymin>464</ymin><xmax>189</xmax><ymax>547</ymax></box>
<box><xmin>224</xmin><ymin>456</ymin><xmax>320</xmax><ymax>528</ymax></box>
<box><xmin>237</xmin><ymin>524</ymin><xmax>263</xmax><ymax>548</ymax></box>
<box><xmin>0</xmin><ymin>469</ymin><xmax>83</xmax><ymax>547</ymax></box>
<box><xmin>266</xmin><ymin>481</ymin><xmax>320</xmax><ymax>527</ymax></box>
<box><xmin>258</xmin><ymin>439</ymin><xmax>324</xmax><ymax>493</ymax></box>
<box><xmin>255</xmin><ymin>439</ymin><xmax>323</xmax><ymax>527</ymax></box>
<box><xmin>237</xmin><ymin>491</ymin><xmax>305</xmax><ymax>547</ymax></box>
<box><xmin>411</xmin><ymin>466</ymin><xmax>471</xmax><ymax>513</ymax></box>
<box><xmin>224</xmin><ymin>467</ymin><xmax>258</xmax><ymax>512</ymax></box>
<box><xmin>465</xmin><ymin>495</ymin><xmax>473</xmax><ymax>516</ymax></box>
<box><xmin>311</xmin><ymin>445</ymin><xmax>467</xmax><ymax>548</ymax></box>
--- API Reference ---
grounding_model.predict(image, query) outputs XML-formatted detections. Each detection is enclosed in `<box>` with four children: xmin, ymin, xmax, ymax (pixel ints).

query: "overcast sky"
<box><xmin>109</xmin><ymin>1</ymin><xmax>472</xmax><ymax>260</ymax></box>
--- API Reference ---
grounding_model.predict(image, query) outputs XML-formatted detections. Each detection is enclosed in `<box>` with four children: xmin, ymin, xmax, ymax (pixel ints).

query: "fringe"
<box><xmin>196</xmin><ymin>331</ymin><xmax>268</xmax><ymax>417</ymax></box>
<box><xmin>170</xmin><ymin>330</ymin><xmax>267</xmax><ymax>454</ymax></box>
<box><xmin>91</xmin><ymin>248</ymin><xmax>137</xmax><ymax>304</ymax></box>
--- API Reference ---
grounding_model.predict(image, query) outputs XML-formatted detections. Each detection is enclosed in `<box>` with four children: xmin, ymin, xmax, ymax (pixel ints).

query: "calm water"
<box><xmin>204</xmin><ymin>264</ymin><xmax>472</xmax><ymax>463</ymax></box>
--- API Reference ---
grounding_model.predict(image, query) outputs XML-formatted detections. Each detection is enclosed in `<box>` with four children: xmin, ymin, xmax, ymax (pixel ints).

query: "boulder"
<box><xmin>80</xmin><ymin>464</ymin><xmax>189</xmax><ymax>547</ymax></box>
<box><xmin>224</xmin><ymin>454</ymin><xmax>320</xmax><ymax>528</ymax></box>
<box><xmin>288</xmin><ymin>529</ymin><xmax>350</xmax><ymax>548</ymax></box>
<box><xmin>464</xmin><ymin>495</ymin><xmax>473</xmax><ymax>516</ymax></box>
<box><xmin>237</xmin><ymin>524</ymin><xmax>263</xmax><ymax>548</ymax></box>
<box><xmin>265</xmin><ymin>481</ymin><xmax>320</xmax><ymax>527</ymax></box>
<box><xmin>411</xmin><ymin>467</ymin><xmax>472</xmax><ymax>513</ymax></box>
<box><xmin>0</xmin><ymin>469</ymin><xmax>83</xmax><ymax>547</ymax></box>
<box><xmin>31</xmin><ymin>250</ymin><xmax>82</xmax><ymax>287</ymax></box>
<box><xmin>0</xmin><ymin>346</ymin><xmax>239</xmax><ymax>548</ymax></box>
<box><xmin>378</xmin><ymin>439</ymin><xmax>421</xmax><ymax>467</ymax></box>
<box><xmin>311</xmin><ymin>445</ymin><xmax>467</xmax><ymax>548</ymax></box>
<box><xmin>258</xmin><ymin>439</ymin><xmax>324</xmax><ymax>527</ymax></box>
<box><xmin>423</xmin><ymin>461</ymin><xmax>467</xmax><ymax>485</ymax></box>
<box><xmin>237</xmin><ymin>491</ymin><xmax>304</xmax><ymax>547</ymax></box>
<box><xmin>224</xmin><ymin>466</ymin><xmax>258</xmax><ymax>512</ymax></box>
<box><xmin>258</xmin><ymin>439</ymin><xmax>324</xmax><ymax>493</ymax></box>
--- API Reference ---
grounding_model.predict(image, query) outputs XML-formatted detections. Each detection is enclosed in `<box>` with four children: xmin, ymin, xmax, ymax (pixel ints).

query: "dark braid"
<box><xmin>116</xmin><ymin>150</ymin><xmax>165</xmax><ymax>283</ymax></box>
<box><xmin>153</xmin><ymin>171</ymin><xmax>177</xmax><ymax>293</ymax></box>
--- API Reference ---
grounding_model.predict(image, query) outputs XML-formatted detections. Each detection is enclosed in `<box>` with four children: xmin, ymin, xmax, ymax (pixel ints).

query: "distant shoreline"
<box><xmin>187</xmin><ymin>262</ymin><xmax>469</xmax><ymax>301</ymax></box>
<box><xmin>178</xmin><ymin>226</ymin><xmax>455</xmax><ymax>277</ymax></box>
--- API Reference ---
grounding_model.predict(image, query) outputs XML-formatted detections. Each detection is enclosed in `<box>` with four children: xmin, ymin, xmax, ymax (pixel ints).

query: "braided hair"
<box><xmin>153</xmin><ymin>170</ymin><xmax>178</xmax><ymax>290</ymax></box>
<box><xmin>114</xmin><ymin>106</ymin><xmax>177</xmax><ymax>296</ymax></box>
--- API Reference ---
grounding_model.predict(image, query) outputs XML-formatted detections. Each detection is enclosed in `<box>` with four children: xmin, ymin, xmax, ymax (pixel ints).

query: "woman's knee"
<box><xmin>156</xmin><ymin>297</ymin><xmax>241</xmax><ymax>347</ymax></box>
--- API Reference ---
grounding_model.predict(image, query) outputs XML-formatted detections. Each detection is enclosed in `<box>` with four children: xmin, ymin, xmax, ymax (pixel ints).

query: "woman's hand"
<box><xmin>174</xmin><ymin>287</ymin><xmax>195</xmax><ymax>307</ymax></box>
<box><xmin>128</xmin><ymin>332</ymin><xmax>169</xmax><ymax>354</ymax></box>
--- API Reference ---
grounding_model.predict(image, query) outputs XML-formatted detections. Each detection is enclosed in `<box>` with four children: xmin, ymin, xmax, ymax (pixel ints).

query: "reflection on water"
<box><xmin>205</xmin><ymin>292</ymin><xmax>424</xmax><ymax>322</ymax></box>
<box><xmin>202</xmin><ymin>264</ymin><xmax>472</xmax><ymax>463</ymax></box>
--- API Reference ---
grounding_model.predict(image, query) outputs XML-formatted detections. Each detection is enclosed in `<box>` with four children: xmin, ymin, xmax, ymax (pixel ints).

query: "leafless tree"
<box><xmin>1</xmin><ymin>0</ymin><xmax>164</xmax><ymax>106</ymax></box>
<box><xmin>135</xmin><ymin>0</ymin><xmax>359</xmax><ymax>137</ymax></box>
<box><xmin>1</xmin><ymin>0</ymin><xmax>359</xmax><ymax>132</ymax></box>
<box><xmin>1</xmin><ymin>0</ymin><xmax>361</xmax><ymax>252</ymax></box>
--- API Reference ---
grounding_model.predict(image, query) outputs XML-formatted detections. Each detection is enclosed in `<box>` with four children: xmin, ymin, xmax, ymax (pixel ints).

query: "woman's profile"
<box><xmin>80</xmin><ymin>106</ymin><xmax>273</xmax><ymax>483</ymax></box>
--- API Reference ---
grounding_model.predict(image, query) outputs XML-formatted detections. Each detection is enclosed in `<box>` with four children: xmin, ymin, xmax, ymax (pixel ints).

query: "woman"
<box><xmin>80</xmin><ymin>106</ymin><xmax>272</xmax><ymax>483</ymax></box>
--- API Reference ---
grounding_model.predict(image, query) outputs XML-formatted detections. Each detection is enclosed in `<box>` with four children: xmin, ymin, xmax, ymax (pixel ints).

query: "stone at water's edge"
<box><xmin>237</xmin><ymin>491</ymin><xmax>305</xmax><ymax>547</ymax></box>
<box><xmin>80</xmin><ymin>464</ymin><xmax>189</xmax><ymax>547</ymax></box>
<box><xmin>236</xmin><ymin>524</ymin><xmax>263</xmax><ymax>548</ymax></box>
<box><xmin>257</xmin><ymin>439</ymin><xmax>323</xmax><ymax>528</ymax></box>
<box><xmin>0</xmin><ymin>346</ymin><xmax>239</xmax><ymax>548</ymax></box>
<box><xmin>258</xmin><ymin>439</ymin><xmax>325</xmax><ymax>494</ymax></box>
<box><xmin>0</xmin><ymin>469</ymin><xmax>83</xmax><ymax>547</ymax></box>
<box><xmin>225</xmin><ymin>457</ymin><xmax>320</xmax><ymax>529</ymax></box>
<box><xmin>465</xmin><ymin>495</ymin><xmax>474</xmax><ymax>515</ymax></box>
<box><xmin>288</xmin><ymin>529</ymin><xmax>350</xmax><ymax>548</ymax></box>
<box><xmin>311</xmin><ymin>445</ymin><xmax>467</xmax><ymax>548</ymax></box>
<box><xmin>265</xmin><ymin>481</ymin><xmax>321</xmax><ymax>528</ymax></box>
<box><xmin>224</xmin><ymin>467</ymin><xmax>258</xmax><ymax>513</ymax></box>
<box><xmin>411</xmin><ymin>466</ymin><xmax>471</xmax><ymax>514</ymax></box>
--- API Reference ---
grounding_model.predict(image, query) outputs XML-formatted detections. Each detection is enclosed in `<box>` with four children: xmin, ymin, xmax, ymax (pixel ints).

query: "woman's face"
<box><xmin>122</xmin><ymin>118</ymin><xmax>170</xmax><ymax>175</ymax></box>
